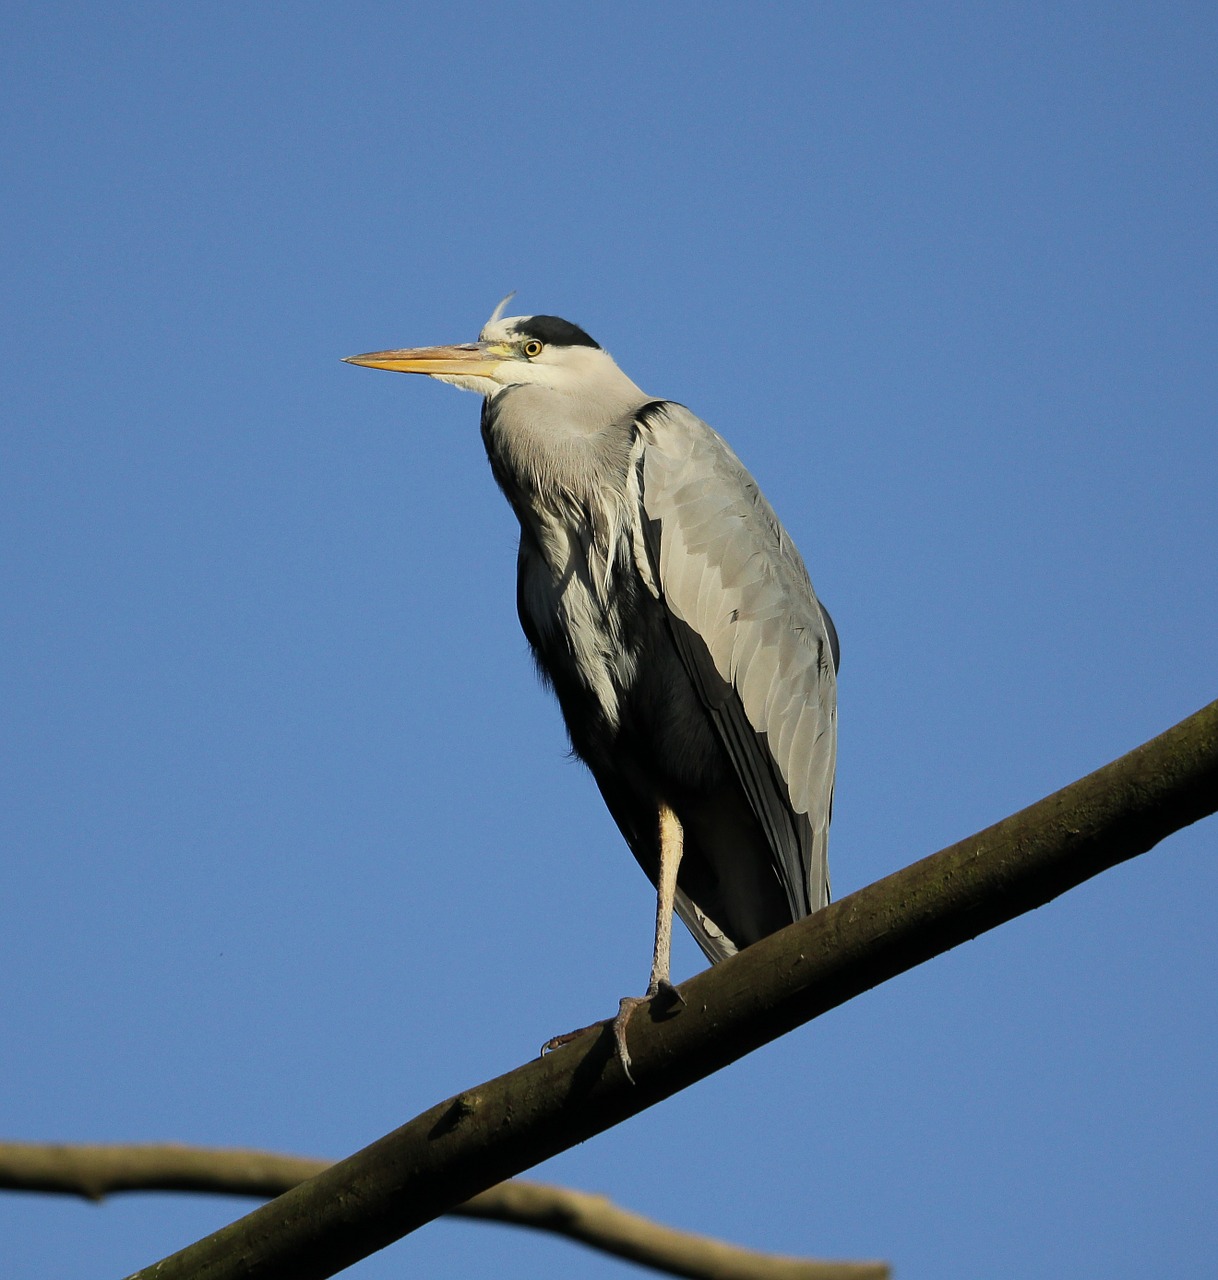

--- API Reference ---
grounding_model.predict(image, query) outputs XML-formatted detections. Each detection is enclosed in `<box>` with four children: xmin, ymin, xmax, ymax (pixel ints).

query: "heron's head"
<box><xmin>345</xmin><ymin>300</ymin><xmax>645</xmax><ymax>402</ymax></box>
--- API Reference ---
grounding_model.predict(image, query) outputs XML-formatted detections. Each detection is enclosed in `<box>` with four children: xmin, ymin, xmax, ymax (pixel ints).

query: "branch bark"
<box><xmin>0</xmin><ymin>1142</ymin><xmax>883</xmax><ymax>1280</ymax></box>
<box><xmin>124</xmin><ymin>697</ymin><xmax>1217</xmax><ymax>1280</ymax></box>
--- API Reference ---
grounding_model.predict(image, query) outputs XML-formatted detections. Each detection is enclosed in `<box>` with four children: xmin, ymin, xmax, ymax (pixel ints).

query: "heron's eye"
<box><xmin>522</xmin><ymin>339</ymin><xmax>544</xmax><ymax>358</ymax></box>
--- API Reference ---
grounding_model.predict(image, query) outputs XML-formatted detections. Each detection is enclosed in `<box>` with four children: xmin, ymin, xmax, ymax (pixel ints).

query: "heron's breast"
<box><xmin>516</xmin><ymin>511</ymin><xmax>644</xmax><ymax>732</ymax></box>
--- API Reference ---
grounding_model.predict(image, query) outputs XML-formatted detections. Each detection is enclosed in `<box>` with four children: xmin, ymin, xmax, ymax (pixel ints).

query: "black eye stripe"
<box><xmin>510</xmin><ymin>316</ymin><xmax>600</xmax><ymax>349</ymax></box>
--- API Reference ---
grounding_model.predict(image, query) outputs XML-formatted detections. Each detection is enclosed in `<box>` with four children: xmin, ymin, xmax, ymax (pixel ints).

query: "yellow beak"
<box><xmin>343</xmin><ymin>342</ymin><xmax>508</xmax><ymax>378</ymax></box>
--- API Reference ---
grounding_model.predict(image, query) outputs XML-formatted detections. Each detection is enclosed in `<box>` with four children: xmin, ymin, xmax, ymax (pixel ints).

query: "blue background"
<box><xmin>2</xmin><ymin>5</ymin><xmax>1215</xmax><ymax>1277</ymax></box>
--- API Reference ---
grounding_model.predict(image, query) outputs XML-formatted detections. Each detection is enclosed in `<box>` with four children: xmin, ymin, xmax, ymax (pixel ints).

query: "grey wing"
<box><xmin>633</xmin><ymin>401</ymin><xmax>837</xmax><ymax>918</ymax></box>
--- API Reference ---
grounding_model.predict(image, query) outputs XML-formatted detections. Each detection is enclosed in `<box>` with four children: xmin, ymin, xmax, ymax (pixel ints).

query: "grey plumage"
<box><xmin>346</xmin><ymin>305</ymin><xmax>837</xmax><ymax>1006</ymax></box>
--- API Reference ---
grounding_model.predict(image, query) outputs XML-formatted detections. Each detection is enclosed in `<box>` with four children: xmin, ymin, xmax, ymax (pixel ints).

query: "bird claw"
<box><xmin>540</xmin><ymin>1002</ymin><xmax>643</xmax><ymax>1080</ymax></box>
<box><xmin>612</xmin><ymin>995</ymin><xmax>645</xmax><ymax>1084</ymax></box>
<box><xmin>543</xmin><ymin>981</ymin><xmax>685</xmax><ymax>1082</ymax></box>
<box><xmin>612</xmin><ymin>980</ymin><xmax>685</xmax><ymax>1084</ymax></box>
<box><xmin>539</xmin><ymin>1022</ymin><xmax>598</xmax><ymax>1057</ymax></box>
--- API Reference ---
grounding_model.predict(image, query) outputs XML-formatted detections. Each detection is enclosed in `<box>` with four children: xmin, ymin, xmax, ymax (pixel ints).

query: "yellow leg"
<box><xmin>647</xmin><ymin>803</ymin><xmax>683</xmax><ymax>992</ymax></box>
<box><xmin>614</xmin><ymin>803</ymin><xmax>685</xmax><ymax>1082</ymax></box>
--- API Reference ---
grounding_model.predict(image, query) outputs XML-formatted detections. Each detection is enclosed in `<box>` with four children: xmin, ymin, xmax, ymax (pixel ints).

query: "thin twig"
<box><xmin>0</xmin><ymin>1142</ymin><xmax>882</xmax><ymax>1280</ymax></box>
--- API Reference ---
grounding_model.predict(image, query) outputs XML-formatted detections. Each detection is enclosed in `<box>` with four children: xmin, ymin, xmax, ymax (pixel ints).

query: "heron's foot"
<box><xmin>612</xmin><ymin>979</ymin><xmax>685</xmax><ymax>1084</ymax></box>
<box><xmin>542</xmin><ymin>981</ymin><xmax>684</xmax><ymax>1078</ymax></box>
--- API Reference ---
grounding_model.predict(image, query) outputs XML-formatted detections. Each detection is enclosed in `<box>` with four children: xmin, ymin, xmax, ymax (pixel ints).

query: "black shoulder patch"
<box><xmin>511</xmin><ymin>315</ymin><xmax>601</xmax><ymax>349</ymax></box>
<box><xmin>634</xmin><ymin>400</ymin><xmax>675</xmax><ymax>428</ymax></box>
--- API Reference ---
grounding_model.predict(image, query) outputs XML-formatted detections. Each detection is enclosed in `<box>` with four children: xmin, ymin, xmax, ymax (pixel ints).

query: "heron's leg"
<box><xmin>613</xmin><ymin>803</ymin><xmax>685</xmax><ymax>1082</ymax></box>
<box><xmin>647</xmin><ymin>802</ymin><xmax>683</xmax><ymax>992</ymax></box>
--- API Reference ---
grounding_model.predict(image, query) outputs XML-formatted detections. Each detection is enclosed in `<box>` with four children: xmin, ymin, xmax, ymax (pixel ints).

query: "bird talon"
<box><xmin>539</xmin><ymin>1020</ymin><xmax>599</xmax><ymax>1057</ymax></box>
<box><xmin>612</xmin><ymin>995</ymin><xmax>645</xmax><ymax>1084</ymax></box>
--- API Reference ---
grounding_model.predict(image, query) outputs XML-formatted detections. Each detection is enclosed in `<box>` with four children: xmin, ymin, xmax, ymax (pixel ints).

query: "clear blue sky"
<box><xmin>2</xmin><ymin>5</ymin><xmax>1215</xmax><ymax>1278</ymax></box>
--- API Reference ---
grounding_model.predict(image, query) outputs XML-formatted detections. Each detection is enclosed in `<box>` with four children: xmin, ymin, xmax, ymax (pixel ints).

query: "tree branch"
<box><xmin>0</xmin><ymin>1142</ymin><xmax>883</xmax><ymax>1280</ymax></box>
<box><xmin>123</xmin><ymin>697</ymin><xmax>1218</xmax><ymax>1280</ymax></box>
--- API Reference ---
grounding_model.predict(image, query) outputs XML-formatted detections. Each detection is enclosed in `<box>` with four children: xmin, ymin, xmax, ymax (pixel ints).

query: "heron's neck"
<box><xmin>480</xmin><ymin>383</ymin><xmax>650</xmax><ymax>514</ymax></box>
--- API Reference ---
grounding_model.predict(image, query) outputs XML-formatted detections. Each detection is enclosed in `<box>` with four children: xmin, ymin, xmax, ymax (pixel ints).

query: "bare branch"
<box><xmin>118</xmin><ymin>697</ymin><xmax>1218</xmax><ymax>1280</ymax></box>
<box><xmin>0</xmin><ymin>1142</ymin><xmax>883</xmax><ymax>1280</ymax></box>
<box><xmin>0</xmin><ymin>1142</ymin><xmax>319</xmax><ymax>1202</ymax></box>
<box><xmin>459</xmin><ymin>1181</ymin><xmax>885</xmax><ymax>1280</ymax></box>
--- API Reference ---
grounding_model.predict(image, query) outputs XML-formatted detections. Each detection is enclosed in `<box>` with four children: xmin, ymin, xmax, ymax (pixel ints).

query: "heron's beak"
<box><xmin>343</xmin><ymin>342</ymin><xmax>509</xmax><ymax>378</ymax></box>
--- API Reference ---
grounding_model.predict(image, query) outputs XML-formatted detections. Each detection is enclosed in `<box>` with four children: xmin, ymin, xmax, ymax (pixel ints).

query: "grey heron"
<box><xmin>346</xmin><ymin>301</ymin><xmax>838</xmax><ymax>1077</ymax></box>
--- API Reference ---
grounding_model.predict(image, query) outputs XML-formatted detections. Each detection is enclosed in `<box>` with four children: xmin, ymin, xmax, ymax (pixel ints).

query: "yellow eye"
<box><xmin>522</xmin><ymin>339</ymin><xmax>543</xmax><ymax>358</ymax></box>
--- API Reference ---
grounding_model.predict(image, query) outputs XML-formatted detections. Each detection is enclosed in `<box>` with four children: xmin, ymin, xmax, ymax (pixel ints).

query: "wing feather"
<box><xmin>634</xmin><ymin>401</ymin><xmax>837</xmax><ymax>918</ymax></box>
